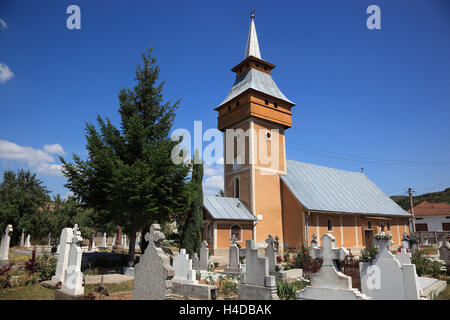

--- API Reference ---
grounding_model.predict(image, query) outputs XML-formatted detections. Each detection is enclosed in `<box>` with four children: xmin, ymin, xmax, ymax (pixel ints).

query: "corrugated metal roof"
<box><xmin>203</xmin><ymin>196</ymin><xmax>257</xmax><ymax>221</ymax></box>
<box><xmin>281</xmin><ymin>160</ymin><xmax>410</xmax><ymax>216</ymax></box>
<box><xmin>218</xmin><ymin>68</ymin><xmax>294</xmax><ymax>107</ymax></box>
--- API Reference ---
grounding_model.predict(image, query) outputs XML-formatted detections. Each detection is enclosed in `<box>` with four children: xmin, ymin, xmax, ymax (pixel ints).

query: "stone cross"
<box><xmin>265</xmin><ymin>235</ymin><xmax>278</xmax><ymax>272</ymax></box>
<box><xmin>0</xmin><ymin>224</ymin><xmax>13</xmax><ymax>265</ymax></box>
<box><xmin>134</xmin><ymin>224</ymin><xmax>174</xmax><ymax>300</ymax></box>
<box><xmin>52</xmin><ymin>227</ymin><xmax>74</xmax><ymax>284</ymax></box>
<box><xmin>200</xmin><ymin>240</ymin><xmax>209</xmax><ymax>270</ymax></box>
<box><xmin>310</xmin><ymin>233</ymin><xmax>347</xmax><ymax>267</ymax></box>
<box><xmin>225</xmin><ymin>235</ymin><xmax>241</xmax><ymax>272</ymax></box>
<box><xmin>60</xmin><ymin>224</ymin><xmax>84</xmax><ymax>296</ymax></box>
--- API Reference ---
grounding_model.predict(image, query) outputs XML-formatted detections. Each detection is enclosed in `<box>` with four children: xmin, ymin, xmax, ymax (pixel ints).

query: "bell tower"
<box><xmin>215</xmin><ymin>12</ymin><xmax>295</xmax><ymax>248</ymax></box>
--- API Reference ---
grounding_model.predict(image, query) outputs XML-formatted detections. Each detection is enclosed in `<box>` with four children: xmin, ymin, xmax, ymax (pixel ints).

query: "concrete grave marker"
<box><xmin>25</xmin><ymin>234</ymin><xmax>31</xmax><ymax>248</ymax></box>
<box><xmin>134</xmin><ymin>224</ymin><xmax>174</xmax><ymax>300</ymax></box>
<box><xmin>224</xmin><ymin>234</ymin><xmax>241</xmax><ymax>273</ymax></box>
<box><xmin>238</xmin><ymin>239</ymin><xmax>278</xmax><ymax>300</ymax></box>
<box><xmin>360</xmin><ymin>232</ymin><xmax>421</xmax><ymax>300</ymax></box>
<box><xmin>52</xmin><ymin>227</ymin><xmax>74</xmax><ymax>284</ymax></box>
<box><xmin>60</xmin><ymin>224</ymin><xmax>84</xmax><ymax>296</ymax></box>
<box><xmin>296</xmin><ymin>233</ymin><xmax>369</xmax><ymax>300</ymax></box>
<box><xmin>265</xmin><ymin>234</ymin><xmax>278</xmax><ymax>273</ymax></box>
<box><xmin>20</xmin><ymin>229</ymin><xmax>25</xmax><ymax>247</ymax></box>
<box><xmin>0</xmin><ymin>225</ymin><xmax>13</xmax><ymax>265</ymax></box>
<box><xmin>200</xmin><ymin>241</ymin><xmax>209</xmax><ymax>270</ymax></box>
<box><xmin>173</xmin><ymin>249</ymin><xmax>197</xmax><ymax>284</ymax></box>
<box><xmin>101</xmin><ymin>233</ymin><xmax>107</xmax><ymax>248</ymax></box>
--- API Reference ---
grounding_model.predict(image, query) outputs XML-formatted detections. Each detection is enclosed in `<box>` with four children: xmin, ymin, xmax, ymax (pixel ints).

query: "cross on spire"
<box><xmin>244</xmin><ymin>10</ymin><xmax>261</xmax><ymax>59</ymax></box>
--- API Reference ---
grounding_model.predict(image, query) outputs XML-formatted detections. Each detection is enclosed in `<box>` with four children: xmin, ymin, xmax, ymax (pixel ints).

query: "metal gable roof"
<box><xmin>218</xmin><ymin>68</ymin><xmax>294</xmax><ymax>108</ymax></box>
<box><xmin>281</xmin><ymin>160</ymin><xmax>410</xmax><ymax>217</ymax></box>
<box><xmin>203</xmin><ymin>196</ymin><xmax>257</xmax><ymax>221</ymax></box>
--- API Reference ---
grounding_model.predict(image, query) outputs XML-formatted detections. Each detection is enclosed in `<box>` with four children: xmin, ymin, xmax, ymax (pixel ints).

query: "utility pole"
<box><xmin>408</xmin><ymin>188</ymin><xmax>416</xmax><ymax>233</ymax></box>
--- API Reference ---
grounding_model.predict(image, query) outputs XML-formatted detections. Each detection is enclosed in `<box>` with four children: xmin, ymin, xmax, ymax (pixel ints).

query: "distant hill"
<box><xmin>391</xmin><ymin>187</ymin><xmax>450</xmax><ymax>211</ymax></box>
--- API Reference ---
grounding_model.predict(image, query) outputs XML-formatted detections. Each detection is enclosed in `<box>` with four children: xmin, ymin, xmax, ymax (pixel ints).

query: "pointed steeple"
<box><xmin>244</xmin><ymin>10</ymin><xmax>261</xmax><ymax>59</ymax></box>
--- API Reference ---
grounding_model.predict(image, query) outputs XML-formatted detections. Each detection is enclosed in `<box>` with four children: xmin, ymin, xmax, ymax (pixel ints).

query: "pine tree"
<box><xmin>180</xmin><ymin>150</ymin><xmax>204</xmax><ymax>255</ymax></box>
<box><xmin>61</xmin><ymin>48</ymin><xmax>191</xmax><ymax>265</ymax></box>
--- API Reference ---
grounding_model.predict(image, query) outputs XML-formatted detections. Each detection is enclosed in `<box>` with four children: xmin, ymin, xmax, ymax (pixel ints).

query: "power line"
<box><xmin>286</xmin><ymin>139</ymin><xmax>450</xmax><ymax>167</ymax></box>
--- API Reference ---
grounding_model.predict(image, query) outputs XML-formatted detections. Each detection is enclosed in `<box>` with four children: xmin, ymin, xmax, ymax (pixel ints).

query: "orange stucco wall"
<box><xmin>216</xmin><ymin>222</ymin><xmax>253</xmax><ymax>248</ymax></box>
<box><xmin>281</xmin><ymin>181</ymin><xmax>305</xmax><ymax>249</ymax></box>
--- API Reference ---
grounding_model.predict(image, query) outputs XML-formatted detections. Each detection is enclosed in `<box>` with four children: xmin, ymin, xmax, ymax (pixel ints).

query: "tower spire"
<box><xmin>244</xmin><ymin>10</ymin><xmax>261</xmax><ymax>59</ymax></box>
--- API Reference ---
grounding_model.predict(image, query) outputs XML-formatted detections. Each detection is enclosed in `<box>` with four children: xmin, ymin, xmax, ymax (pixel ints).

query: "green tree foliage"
<box><xmin>0</xmin><ymin>169</ymin><xmax>50</xmax><ymax>244</ymax></box>
<box><xmin>180</xmin><ymin>150</ymin><xmax>204</xmax><ymax>255</ymax></box>
<box><xmin>392</xmin><ymin>187</ymin><xmax>450</xmax><ymax>210</ymax></box>
<box><xmin>60</xmin><ymin>48</ymin><xmax>191</xmax><ymax>264</ymax></box>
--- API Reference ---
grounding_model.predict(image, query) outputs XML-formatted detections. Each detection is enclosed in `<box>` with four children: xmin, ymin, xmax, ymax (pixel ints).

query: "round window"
<box><xmin>266</xmin><ymin>131</ymin><xmax>272</xmax><ymax>140</ymax></box>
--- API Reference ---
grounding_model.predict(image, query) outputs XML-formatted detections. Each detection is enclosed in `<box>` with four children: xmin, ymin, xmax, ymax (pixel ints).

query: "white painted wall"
<box><xmin>413</xmin><ymin>215</ymin><xmax>450</xmax><ymax>232</ymax></box>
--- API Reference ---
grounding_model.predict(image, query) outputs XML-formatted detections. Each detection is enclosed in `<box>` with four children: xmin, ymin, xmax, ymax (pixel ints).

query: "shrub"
<box><xmin>36</xmin><ymin>255</ymin><xmax>57</xmax><ymax>281</ymax></box>
<box><xmin>24</xmin><ymin>250</ymin><xmax>40</xmax><ymax>274</ymax></box>
<box><xmin>219</xmin><ymin>278</ymin><xmax>238</xmax><ymax>297</ymax></box>
<box><xmin>359</xmin><ymin>247</ymin><xmax>379</xmax><ymax>263</ymax></box>
<box><xmin>276</xmin><ymin>280</ymin><xmax>308</xmax><ymax>299</ymax></box>
<box><xmin>412</xmin><ymin>250</ymin><xmax>445</xmax><ymax>277</ymax></box>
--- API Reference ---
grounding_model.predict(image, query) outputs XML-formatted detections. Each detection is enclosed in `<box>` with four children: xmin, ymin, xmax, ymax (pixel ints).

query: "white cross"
<box><xmin>310</xmin><ymin>233</ymin><xmax>347</xmax><ymax>266</ymax></box>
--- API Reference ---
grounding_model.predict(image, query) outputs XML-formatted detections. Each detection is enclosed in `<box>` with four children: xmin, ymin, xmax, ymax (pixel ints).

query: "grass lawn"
<box><xmin>0</xmin><ymin>280</ymin><xmax>135</xmax><ymax>300</ymax></box>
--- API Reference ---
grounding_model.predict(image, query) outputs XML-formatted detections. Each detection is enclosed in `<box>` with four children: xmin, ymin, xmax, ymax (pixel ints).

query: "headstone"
<box><xmin>113</xmin><ymin>226</ymin><xmax>122</xmax><ymax>250</ymax></box>
<box><xmin>124</xmin><ymin>235</ymin><xmax>128</xmax><ymax>249</ymax></box>
<box><xmin>397</xmin><ymin>241</ymin><xmax>412</xmax><ymax>265</ymax></box>
<box><xmin>173</xmin><ymin>249</ymin><xmax>197</xmax><ymax>284</ymax></box>
<box><xmin>25</xmin><ymin>234</ymin><xmax>31</xmax><ymax>248</ymax></box>
<box><xmin>438</xmin><ymin>241</ymin><xmax>450</xmax><ymax>270</ymax></box>
<box><xmin>401</xmin><ymin>232</ymin><xmax>410</xmax><ymax>250</ymax></box>
<box><xmin>238</xmin><ymin>239</ymin><xmax>278</xmax><ymax>300</ymax></box>
<box><xmin>265</xmin><ymin>235</ymin><xmax>277</xmax><ymax>273</ymax></box>
<box><xmin>52</xmin><ymin>227</ymin><xmax>74</xmax><ymax>284</ymax></box>
<box><xmin>296</xmin><ymin>233</ymin><xmax>369</xmax><ymax>300</ymax></box>
<box><xmin>47</xmin><ymin>233</ymin><xmax>52</xmax><ymax>246</ymax></box>
<box><xmin>20</xmin><ymin>229</ymin><xmax>25</xmax><ymax>247</ymax></box>
<box><xmin>121</xmin><ymin>235</ymin><xmax>125</xmax><ymax>247</ymax></box>
<box><xmin>60</xmin><ymin>225</ymin><xmax>84</xmax><ymax>296</ymax></box>
<box><xmin>0</xmin><ymin>225</ymin><xmax>13</xmax><ymax>265</ymax></box>
<box><xmin>224</xmin><ymin>234</ymin><xmax>241</xmax><ymax>273</ymax></box>
<box><xmin>192</xmin><ymin>253</ymin><xmax>200</xmax><ymax>269</ymax></box>
<box><xmin>101</xmin><ymin>233</ymin><xmax>107</xmax><ymax>248</ymax></box>
<box><xmin>133</xmin><ymin>224</ymin><xmax>174</xmax><ymax>300</ymax></box>
<box><xmin>135</xmin><ymin>236</ymin><xmax>140</xmax><ymax>251</ymax></box>
<box><xmin>360</xmin><ymin>232</ymin><xmax>421</xmax><ymax>300</ymax></box>
<box><xmin>200</xmin><ymin>241</ymin><xmax>209</xmax><ymax>270</ymax></box>
<box><xmin>91</xmin><ymin>233</ymin><xmax>97</xmax><ymax>250</ymax></box>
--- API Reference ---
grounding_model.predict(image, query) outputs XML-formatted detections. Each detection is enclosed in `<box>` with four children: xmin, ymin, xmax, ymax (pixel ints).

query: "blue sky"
<box><xmin>0</xmin><ymin>0</ymin><xmax>449</xmax><ymax>198</ymax></box>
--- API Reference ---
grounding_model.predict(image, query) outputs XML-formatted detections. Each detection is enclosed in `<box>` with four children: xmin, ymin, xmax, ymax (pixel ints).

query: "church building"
<box><xmin>202</xmin><ymin>14</ymin><xmax>411</xmax><ymax>256</ymax></box>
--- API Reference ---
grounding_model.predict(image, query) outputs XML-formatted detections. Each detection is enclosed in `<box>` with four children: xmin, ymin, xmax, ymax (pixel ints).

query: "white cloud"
<box><xmin>203</xmin><ymin>175</ymin><xmax>224</xmax><ymax>196</ymax></box>
<box><xmin>0</xmin><ymin>18</ymin><xmax>7</xmax><ymax>30</ymax></box>
<box><xmin>0</xmin><ymin>139</ymin><xmax>65</xmax><ymax>177</ymax></box>
<box><xmin>43</xmin><ymin>144</ymin><xmax>65</xmax><ymax>155</ymax></box>
<box><xmin>0</xmin><ymin>63</ymin><xmax>14</xmax><ymax>83</ymax></box>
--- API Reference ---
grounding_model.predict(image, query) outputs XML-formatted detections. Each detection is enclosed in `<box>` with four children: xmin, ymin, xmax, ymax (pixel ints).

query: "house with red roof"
<box><xmin>409</xmin><ymin>201</ymin><xmax>450</xmax><ymax>232</ymax></box>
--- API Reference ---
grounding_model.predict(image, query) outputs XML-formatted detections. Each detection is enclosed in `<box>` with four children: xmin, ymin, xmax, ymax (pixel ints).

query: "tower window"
<box><xmin>264</xmin><ymin>99</ymin><xmax>268</xmax><ymax>105</ymax></box>
<box><xmin>236</xmin><ymin>101</ymin><xmax>240</xmax><ymax>107</ymax></box>
<box><xmin>239</xmin><ymin>68</ymin><xmax>242</xmax><ymax>73</ymax></box>
<box><xmin>228</xmin><ymin>106</ymin><xmax>231</xmax><ymax>112</ymax></box>
<box><xmin>256</xmin><ymin>63</ymin><xmax>259</xmax><ymax>67</ymax></box>
<box><xmin>327</xmin><ymin>219</ymin><xmax>333</xmax><ymax>231</ymax></box>
<box><xmin>246</xmin><ymin>64</ymin><xmax>249</xmax><ymax>68</ymax></box>
<box><xmin>234</xmin><ymin>177</ymin><xmax>240</xmax><ymax>199</ymax></box>
<box><xmin>264</xmin><ymin>67</ymin><xmax>267</xmax><ymax>71</ymax></box>
<box><xmin>265</xmin><ymin>131</ymin><xmax>272</xmax><ymax>140</ymax></box>
<box><xmin>274</xmin><ymin>103</ymin><xmax>278</xmax><ymax>108</ymax></box>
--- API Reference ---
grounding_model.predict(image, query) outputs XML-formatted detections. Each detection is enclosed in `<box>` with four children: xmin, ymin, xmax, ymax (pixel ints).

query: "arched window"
<box><xmin>231</xmin><ymin>224</ymin><xmax>242</xmax><ymax>241</ymax></box>
<box><xmin>234</xmin><ymin>177</ymin><xmax>240</xmax><ymax>199</ymax></box>
<box><xmin>233</xmin><ymin>154</ymin><xmax>243</xmax><ymax>171</ymax></box>
<box><xmin>367</xmin><ymin>221</ymin><xmax>372</xmax><ymax>229</ymax></box>
<box><xmin>327</xmin><ymin>218</ymin><xmax>333</xmax><ymax>231</ymax></box>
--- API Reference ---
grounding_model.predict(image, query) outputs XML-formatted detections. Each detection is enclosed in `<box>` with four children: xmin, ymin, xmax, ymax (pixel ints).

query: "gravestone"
<box><xmin>239</xmin><ymin>239</ymin><xmax>278</xmax><ymax>300</ymax></box>
<box><xmin>59</xmin><ymin>225</ymin><xmax>84</xmax><ymax>297</ymax></box>
<box><xmin>101</xmin><ymin>233</ymin><xmax>107</xmax><ymax>248</ymax></box>
<box><xmin>47</xmin><ymin>233</ymin><xmax>52</xmax><ymax>246</ymax></box>
<box><xmin>173</xmin><ymin>249</ymin><xmax>197</xmax><ymax>284</ymax></box>
<box><xmin>135</xmin><ymin>236</ymin><xmax>140</xmax><ymax>251</ymax></box>
<box><xmin>52</xmin><ymin>227</ymin><xmax>74</xmax><ymax>284</ymax></box>
<box><xmin>0</xmin><ymin>225</ymin><xmax>13</xmax><ymax>265</ymax></box>
<box><xmin>192</xmin><ymin>253</ymin><xmax>200</xmax><ymax>269</ymax></box>
<box><xmin>401</xmin><ymin>232</ymin><xmax>410</xmax><ymax>250</ymax></box>
<box><xmin>134</xmin><ymin>224</ymin><xmax>174</xmax><ymax>300</ymax></box>
<box><xmin>121</xmin><ymin>235</ymin><xmax>125</xmax><ymax>247</ymax></box>
<box><xmin>200</xmin><ymin>241</ymin><xmax>209</xmax><ymax>270</ymax></box>
<box><xmin>25</xmin><ymin>234</ymin><xmax>31</xmax><ymax>248</ymax></box>
<box><xmin>124</xmin><ymin>235</ymin><xmax>128</xmax><ymax>249</ymax></box>
<box><xmin>296</xmin><ymin>233</ymin><xmax>369</xmax><ymax>300</ymax></box>
<box><xmin>396</xmin><ymin>241</ymin><xmax>412</xmax><ymax>265</ymax></box>
<box><xmin>20</xmin><ymin>229</ymin><xmax>25</xmax><ymax>247</ymax></box>
<box><xmin>310</xmin><ymin>233</ymin><xmax>318</xmax><ymax>248</ymax></box>
<box><xmin>360</xmin><ymin>232</ymin><xmax>421</xmax><ymax>300</ymax></box>
<box><xmin>224</xmin><ymin>234</ymin><xmax>241</xmax><ymax>273</ymax></box>
<box><xmin>113</xmin><ymin>226</ymin><xmax>122</xmax><ymax>250</ymax></box>
<box><xmin>91</xmin><ymin>233</ymin><xmax>97</xmax><ymax>251</ymax></box>
<box><xmin>265</xmin><ymin>235</ymin><xmax>277</xmax><ymax>272</ymax></box>
<box><xmin>439</xmin><ymin>241</ymin><xmax>450</xmax><ymax>270</ymax></box>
